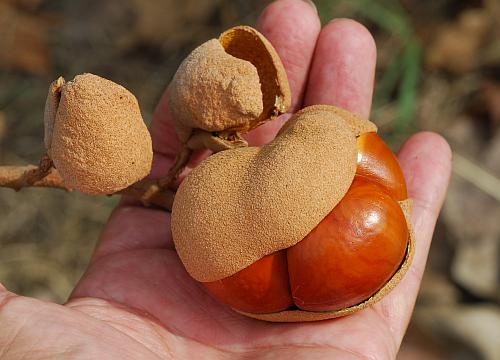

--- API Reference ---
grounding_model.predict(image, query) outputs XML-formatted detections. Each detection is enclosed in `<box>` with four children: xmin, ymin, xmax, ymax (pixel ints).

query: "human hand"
<box><xmin>0</xmin><ymin>1</ymin><xmax>451</xmax><ymax>358</ymax></box>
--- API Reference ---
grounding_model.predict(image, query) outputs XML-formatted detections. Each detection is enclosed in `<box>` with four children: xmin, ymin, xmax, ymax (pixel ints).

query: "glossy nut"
<box><xmin>204</xmin><ymin>252</ymin><xmax>292</xmax><ymax>314</ymax></box>
<box><xmin>287</xmin><ymin>176</ymin><xmax>408</xmax><ymax>311</ymax></box>
<box><xmin>202</xmin><ymin>131</ymin><xmax>409</xmax><ymax>315</ymax></box>
<box><xmin>171</xmin><ymin>104</ymin><xmax>413</xmax><ymax>322</ymax></box>
<box><xmin>356</xmin><ymin>132</ymin><xmax>407</xmax><ymax>201</ymax></box>
<box><xmin>172</xmin><ymin>106</ymin><xmax>363</xmax><ymax>282</ymax></box>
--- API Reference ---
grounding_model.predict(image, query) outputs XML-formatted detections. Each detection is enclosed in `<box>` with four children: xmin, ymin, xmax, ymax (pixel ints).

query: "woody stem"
<box><xmin>0</xmin><ymin>163</ymin><xmax>175</xmax><ymax>211</ymax></box>
<box><xmin>0</xmin><ymin>132</ymin><xmax>247</xmax><ymax>212</ymax></box>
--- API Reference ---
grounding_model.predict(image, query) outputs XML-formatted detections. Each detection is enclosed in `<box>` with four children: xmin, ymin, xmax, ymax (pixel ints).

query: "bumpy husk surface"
<box><xmin>172</xmin><ymin>104</ymin><xmax>416</xmax><ymax>322</ymax></box>
<box><xmin>169</xmin><ymin>39</ymin><xmax>263</xmax><ymax>142</ymax></box>
<box><xmin>169</xmin><ymin>25</ymin><xmax>291</xmax><ymax>143</ymax></box>
<box><xmin>219</xmin><ymin>26</ymin><xmax>291</xmax><ymax>130</ymax></box>
<box><xmin>45</xmin><ymin>73</ymin><xmax>153</xmax><ymax>194</ymax></box>
<box><xmin>172</xmin><ymin>105</ymin><xmax>377</xmax><ymax>282</ymax></box>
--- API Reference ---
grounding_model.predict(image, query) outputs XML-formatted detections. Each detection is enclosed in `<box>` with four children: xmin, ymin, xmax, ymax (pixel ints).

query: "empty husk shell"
<box><xmin>169</xmin><ymin>25</ymin><xmax>291</xmax><ymax>143</ymax></box>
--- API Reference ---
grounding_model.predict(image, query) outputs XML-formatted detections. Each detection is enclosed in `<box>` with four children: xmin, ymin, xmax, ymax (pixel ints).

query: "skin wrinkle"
<box><xmin>402</xmin><ymin>134</ymin><xmax>452</xmax><ymax>201</ymax></box>
<box><xmin>78</xmin><ymin>306</ymin><xmax>173</xmax><ymax>358</ymax></box>
<box><xmin>181</xmin><ymin>327</ymin><xmax>377</xmax><ymax>360</ymax></box>
<box><xmin>402</xmin><ymin>262</ymin><xmax>425</xmax><ymax>292</ymax></box>
<box><xmin>399</xmin><ymin>134</ymin><xmax>452</xmax><ymax>269</ymax></box>
<box><xmin>375</xmin><ymin>268</ymin><xmax>419</xmax><ymax>350</ymax></box>
<box><xmin>0</xmin><ymin>300</ymin><xmax>18</xmax><ymax>359</ymax></box>
<box><xmin>64</xmin><ymin>299</ymin><xmax>174</xmax><ymax>359</ymax></box>
<box><xmin>0</xmin><ymin>296</ymin><xmax>66</xmax><ymax>359</ymax></box>
<box><xmin>66</xmin><ymin>298</ymin><xmax>151</xmax><ymax>324</ymax></box>
<box><xmin>367</xmin><ymin>306</ymin><xmax>399</xmax><ymax>358</ymax></box>
<box><xmin>187</xmin><ymin>300</ymin><xmax>261</xmax><ymax>346</ymax></box>
<box><xmin>230</xmin><ymin>343</ymin><xmax>375</xmax><ymax>360</ymax></box>
<box><xmin>277</xmin><ymin>43</ymin><xmax>316</xmax><ymax>112</ymax></box>
<box><xmin>0</xmin><ymin>1</ymin><xmax>452</xmax><ymax>358</ymax></box>
<box><xmin>170</xmin><ymin>298</ymin><xmax>255</xmax><ymax>348</ymax></box>
<box><xmin>0</xmin><ymin>288</ymin><xmax>15</xmax><ymax>307</ymax></box>
<box><xmin>83</xmin><ymin>323</ymin><xmax>168</xmax><ymax>359</ymax></box>
<box><xmin>234</xmin><ymin>314</ymin><xmax>387</xmax><ymax>357</ymax></box>
<box><xmin>71</xmin><ymin>250</ymin><xmax>242</xmax><ymax>347</ymax></box>
<box><xmin>345</xmin><ymin>312</ymin><xmax>395</xmax><ymax>360</ymax></box>
<box><xmin>373</xmin><ymin>292</ymin><xmax>407</xmax><ymax>342</ymax></box>
<box><xmin>92</xmin><ymin>206</ymin><xmax>174</xmax><ymax>263</ymax></box>
<box><xmin>305</xmin><ymin>19</ymin><xmax>376</xmax><ymax>118</ymax></box>
<box><xmin>75</xmin><ymin>249</ymin><xmax>172</xmax><ymax>302</ymax></box>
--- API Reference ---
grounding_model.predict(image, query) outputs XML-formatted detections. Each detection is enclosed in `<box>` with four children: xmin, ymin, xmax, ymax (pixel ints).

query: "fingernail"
<box><xmin>301</xmin><ymin>0</ymin><xmax>318</xmax><ymax>14</ymax></box>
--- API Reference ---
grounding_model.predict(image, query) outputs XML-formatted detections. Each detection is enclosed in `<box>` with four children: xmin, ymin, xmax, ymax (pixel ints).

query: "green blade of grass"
<box><xmin>395</xmin><ymin>39</ymin><xmax>421</xmax><ymax>134</ymax></box>
<box><xmin>348</xmin><ymin>0</ymin><xmax>412</xmax><ymax>39</ymax></box>
<box><xmin>374</xmin><ymin>48</ymin><xmax>404</xmax><ymax>106</ymax></box>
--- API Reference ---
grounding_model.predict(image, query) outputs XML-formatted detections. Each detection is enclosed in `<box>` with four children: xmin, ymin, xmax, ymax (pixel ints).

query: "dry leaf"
<box><xmin>2</xmin><ymin>0</ymin><xmax>44</xmax><ymax>11</ymax></box>
<box><xmin>123</xmin><ymin>0</ymin><xmax>220</xmax><ymax>49</ymax></box>
<box><xmin>426</xmin><ymin>9</ymin><xmax>490</xmax><ymax>73</ymax></box>
<box><xmin>0</xmin><ymin>2</ymin><xmax>52</xmax><ymax>75</ymax></box>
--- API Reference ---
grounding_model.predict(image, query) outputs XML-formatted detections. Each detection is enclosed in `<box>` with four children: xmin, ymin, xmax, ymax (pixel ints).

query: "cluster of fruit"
<box><xmin>169</xmin><ymin>26</ymin><xmax>414</xmax><ymax>322</ymax></box>
<box><xmin>1</xmin><ymin>25</ymin><xmax>413</xmax><ymax>323</ymax></box>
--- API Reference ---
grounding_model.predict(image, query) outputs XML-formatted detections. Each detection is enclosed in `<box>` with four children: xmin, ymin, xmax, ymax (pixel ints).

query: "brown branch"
<box><xmin>119</xmin><ymin>180</ymin><xmax>175</xmax><ymax>210</ymax></box>
<box><xmin>0</xmin><ymin>165</ymin><xmax>175</xmax><ymax>211</ymax></box>
<box><xmin>0</xmin><ymin>165</ymin><xmax>66</xmax><ymax>191</ymax></box>
<box><xmin>157</xmin><ymin>130</ymin><xmax>248</xmax><ymax>190</ymax></box>
<box><xmin>158</xmin><ymin>145</ymin><xmax>192</xmax><ymax>189</ymax></box>
<box><xmin>0</xmin><ymin>131</ymin><xmax>247</xmax><ymax>212</ymax></box>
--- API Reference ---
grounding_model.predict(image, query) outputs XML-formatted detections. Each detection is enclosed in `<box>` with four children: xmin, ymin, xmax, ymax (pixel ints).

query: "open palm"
<box><xmin>0</xmin><ymin>1</ymin><xmax>452</xmax><ymax>359</ymax></box>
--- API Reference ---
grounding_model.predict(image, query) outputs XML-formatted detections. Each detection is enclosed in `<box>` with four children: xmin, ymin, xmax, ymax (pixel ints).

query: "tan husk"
<box><xmin>46</xmin><ymin>73</ymin><xmax>153</xmax><ymax>195</ymax></box>
<box><xmin>172</xmin><ymin>106</ymin><xmax>377</xmax><ymax>282</ymax></box>
<box><xmin>169</xmin><ymin>39</ymin><xmax>263</xmax><ymax>142</ymax></box>
<box><xmin>219</xmin><ymin>26</ymin><xmax>291</xmax><ymax>131</ymax></box>
<box><xmin>169</xmin><ymin>25</ymin><xmax>291</xmax><ymax>143</ymax></box>
<box><xmin>238</xmin><ymin>199</ymin><xmax>415</xmax><ymax>322</ymax></box>
<box><xmin>278</xmin><ymin>105</ymin><xmax>377</xmax><ymax>137</ymax></box>
<box><xmin>281</xmin><ymin>105</ymin><xmax>377</xmax><ymax>136</ymax></box>
<box><xmin>44</xmin><ymin>76</ymin><xmax>65</xmax><ymax>150</ymax></box>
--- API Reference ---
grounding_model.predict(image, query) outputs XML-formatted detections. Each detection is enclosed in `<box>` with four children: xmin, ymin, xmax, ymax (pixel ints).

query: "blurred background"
<box><xmin>0</xmin><ymin>0</ymin><xmax>498</xmax><ymax>358</ymax></box>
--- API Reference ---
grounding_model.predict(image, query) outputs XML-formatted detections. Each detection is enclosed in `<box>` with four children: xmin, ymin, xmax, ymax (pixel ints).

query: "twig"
<box><xmin>0</xmin><ymin>165</ymin><xmax>65</xmax><ymax>191</ymax></box>
<box><xmin>118</xmin><ymin>180</ymin><xmax>175</xmax><ymax>210</ymax></box>
<box><xmin>0</xmin><ymin>165</ymin><xmax>176</xmax><ymax>211</ymax></box>
<box><xmin>0</xmin><ymin>131</ymin><xmax>247</xmax><ymax>212</ymax></box>
<box><xmin>156</xmin><ymin>130</ymin><xmax>248</xmax><ymax>190</ymax></box>
<box><xmin>158</xmin><ymin>145</ymin><xmax>193</xmax><ymax>189</ymax></box>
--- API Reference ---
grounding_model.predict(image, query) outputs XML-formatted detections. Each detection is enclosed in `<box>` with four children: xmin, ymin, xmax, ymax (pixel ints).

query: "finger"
<box><xmin>256</xmin><ymin>0</ymin><xmax>320</xmax><ymax>113</ymax></box>
<box><xmin>90</xmin><ymin>1</ymin><xmax>322</xmax><ymax>263</ymax></box>
<box><xmin>150</xmin><ymin>89</ymin><xmax>182</xmax><ymax>160</ymax></box>
<box><xmin>150</xmin><ymin>88</ymin><xmax>214</xmax><ymax>180</ymax></box>
<box><xmin>373</xmin><ymin>132</ymin><xmax>452</xmax><ymax>346</ymax></box>
<box><xmin>304</xmin><ymin>19</ymin><xmax>377</xmax><ymax>118</ymax></box>
<box><xmin>148</xmin><ymin>0</ymin><xmax>321</xmax><ymax>174</ymax></box>
<box><xmin>152</xmin><ymin>0</ymin><xmax>321</xmax><ymax>156</ymax></box>
<box><xmin>245</xmin><ymin>0</ymin><xmax>320</xmax><ymax>147</ymax></box>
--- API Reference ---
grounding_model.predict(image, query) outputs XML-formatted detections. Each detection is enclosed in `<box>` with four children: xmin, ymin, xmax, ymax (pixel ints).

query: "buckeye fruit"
<box><xmin>171</xmin><ymin>105</ymin><xmax>413</xmax><ymax>322</ymax></box>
